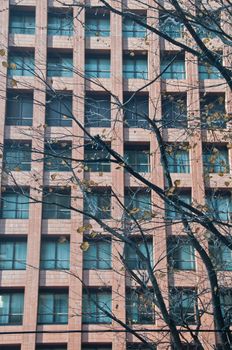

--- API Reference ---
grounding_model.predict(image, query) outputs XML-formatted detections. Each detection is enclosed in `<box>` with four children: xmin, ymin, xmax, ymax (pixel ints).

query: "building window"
<box><xmin>122</xmin><ymin>16</ymin><xmax>146</xmax><ymax>38</ymax></box>
<box><xmin>196</xmin><ymin>11</ymin><xmax>220</xmax><ymax>39</ymax></box>
<box><xmin>209</xmin><ymin>239</ymin><xmax>232</xmax><ymax>271</ymax></box>
<box><xmin>3</xmin><ymin>141</ymin><xmax>31</xmax><ymax>171</ymax></box>
<box><xmin>170</xmin><ymin>288</ymin><xmax>197</xmax><ymax>325</ymax></box>
<box><xmin>166</xmin><ymin>144</ymin><xmax>190</xmax><ymax>173</ymax></box>
<box><xmin>44</xmin><ymin>142</ymin><xmax>72</xmax><ymax>172</ymax></box>
<box><xmin>161</xmin><ymin>55</ymin><xmax>185</xmax><ymax>79</ymax></box>
<box><xmin>85</xmin><ymin>94</ymin><xmax>111</xmax><ymax>127</ymax></box>
<box><xmin>6</xmin><ymin>92</ymin><xmax>33</xmax><ymax>126</ymax></box>
<box><xmin>123</xmin><ymin>56</ymin><xmax>148</xmax><ymax>79</ymax></box>
<box><xmin>82</xmin><ymin>346</ymin><xmax>111</xmax><ymax>350</ymax></box>
<box><xmin>220</xmin><ymin>289</ymin><xmax>232</xmax><ymax>325</ymax></box>
<box><xmin>0</xmin><ymin>291</ymin><xmax>24</xmax><ymax>325</ymax></box>
<box><xmin>85</xmin><ymin>56</ymin><xmax>110</xmax><ymax>78</ymax></box>
<box><xmin>124</xmin><ymin>95</ymin><xmax>149</xmax><ymax>128</ymax></box>
<box><xmin>168</xmin><ymin>237</ymin><xmax>195</xmax><ymax>270</ymax></box>
<box><xmin>84</xmin><ymin>144</ymin><xmax>110</xmax><ymax>172</ymax></box>
<box><xmin>199</xmin><ymin>60</ymin><xmax>222</xmax><ymax>79</ymax></box>
<box><xmin>125</xmin><ymin>189</ymin><xmax>151</xmax><ymax>220</ymax></box>
<box><xmin>48</xmin><ymin>12</ymin><xmax>73</xmax><ymax>36</ymax></box>
<box><xmin>206</xmin><ymin>192</ymin><xmax>232</xmax><ymax>222</ymax></box>
<box><xmin>38</xmin><ymin>291</ymin><xmax>68</xmax><ymax>324</ymax></box>
<box><xmin>125</xmin><ymin>239</ymin><xmax>153</xmax><ymax>270</ymax></box>
<box><xmin>47</xmin><ymin>55</ymin><xmax>73</xmax><ymax>77</ymax></box>
<box><xmin>159</xmin><ymin>13</ymin><xmax>183</xmax><ymax>38</ymax></box>
<box><xmin>125</xmin><ymin>144</ymin><xmax>150</xmax><ymax>173</ymax></box>
<box><xmin>85</xmin><ymin>13</ymin><xmax>110</xmax><ymax>37</ymax></box>
<box><xmin>200</xmin><ymin>94</ymin><xmax>226</xmax><ymax>129</ymax></box>
<box><xmin>1</xmin><ymin>188</ymin><xmax>29</xmax><ymax>219</ymax></box>
<box><xmin>36</xmin><ymin>346</ymin><xmax>67</xmax><ymax>350</ymax></box>
<box><xmin>127</xmin><ymin>345</ymin><xmax>156</xmax><ymax>350</ymax></box>
<box><xmin>166</xmin><ymin>192</ymin><xmax>191</xmax><ymax>220</ymax></box>
<box><xmin>0</xmin><ymin>238</ymin><xmax>27</xmax><ymax>270</ymax></box>
<box><xmin>162</xmin><ymin>94</ymin><xmax>187</xmax><ymax>128</ymax></box>
<box><xmin>42</xmin><ymin>188</ymin><xmax>71</xmax><ymax>219</ymax></box>
<box><xmin>40</xmin><ymin>238</ymin><xmax>70</xmax><ymax>270</ymax></box>
<box><xmin>83</xmin><ymin>238</ymin><xmax>111</xmax><ymax>269</ymax></box>
<box><xmin>8</xmin><ymin>53</ymin><xmax>34</xmax><ymax>77</ymax></box>
<box><xmin>84</xmin><ymin>189</ymin><xmax>111</xmax><ymax>220</ymax></box>
<box><xmin>82</xmin><ymin>289</ymin><xmax>112</xmax><ymax>324</ymax></box>
<box><xmin>46</xmin><ymin>94</ymin><xmax>72</xmax><ymax>127</ymax></box>
<box><xmin>203</xmin><ymin>145</ymin><xmax>229</xmax><ymax>173</ymax></box>
<box><xmin>9</xmin><ymin>10</ymin><xmax>35</xmax><ymax>34</ymax></box>
<box><xmin>126</xmin><ymin>289</ymin><xmax>155</xmax><ymax>324</ymax></box>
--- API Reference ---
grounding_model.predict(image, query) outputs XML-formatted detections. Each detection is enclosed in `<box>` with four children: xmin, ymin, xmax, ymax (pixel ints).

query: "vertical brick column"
<box><xmin>21</xmin><ymin>1</ymin><xmax>47</xmax><ymax>349</ymax></box>
<box><xmin>68</xmin><ymin>3</ymin><xmax>85</xmax><ymax>350</ymax></box>
<box><xmin>0</xmin><ymin>0</ymin><xmax>9</xmax><ymax>190</ymax></box>
<box><xmin>148</xmin><ymin>3</ymin><xmax>171</xmax><ymax>348</ymax></box>
<box><xmin>110</xmin><ymin>1</ymin><xmax>126</xmax><ymax>350</ymax></box>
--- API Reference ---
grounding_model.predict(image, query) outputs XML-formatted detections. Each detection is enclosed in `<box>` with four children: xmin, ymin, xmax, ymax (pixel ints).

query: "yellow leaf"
<box><xmin>129</xmin><ymin>208</ymin><xmax>140</xmax><ymax>215</ymax></box>
<box><xmin>99</xmin><ymin>172</ymin><xmax>103</xmax><ymax>177</ymax></box>
<box><xmin>2</xmin><ymin>61</ymin><xmax>8</xmax><ymax>68</ymax></box>
<box><xmin>90</xmin><ymin>231</ymin><xmax>98</xmax><ymax>238</ymax></box>
<box><xmin>174</xmin><ymin>179</ymin><xmax>181</xmax><ymax>187</ymax></box>
<box><xmin>0</xmin><ymin>49</ymin><xmax>6</xmax><ymax>56</ymax></box>
<box><xmin>10</xmin><ymin>63</ymin><xmax>17</xmax><ymax>69</ymax></box>
<box><xmin>11</xmin><ymin>79</ymin><xmax>18</xmax><ymax>87</ymax></box>
<box><xmin>14</xmin><ymin>166</ymin><xmax>21</xmax><ymax>171</ymax></box>
<box><xmin>80</xmin><ymin>242</ymin><xmax>90</xmax><ymax>251</ymax></box>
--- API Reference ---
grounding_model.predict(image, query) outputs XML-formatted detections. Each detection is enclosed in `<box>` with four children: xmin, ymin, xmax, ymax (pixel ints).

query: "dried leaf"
<box><xmin>80</xmin><ymin>241</ymin><xmax>90</xmax><ymax>251</ymax></box>
<box><xmin>0</xmin><ymin>49</ymin><xmax>6</xmax><ymax>56</ymax></box>
<box><xmin>2</xmin><ymin>61</ymin><xmax>8</xmax><ymax>68</ymax></box>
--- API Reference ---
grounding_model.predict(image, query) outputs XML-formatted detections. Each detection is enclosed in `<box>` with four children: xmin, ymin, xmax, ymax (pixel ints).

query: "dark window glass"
<box><xmin>200</xmin><ymin>94</ymin><xmax>226</xmax><ymax>129</ymax></box>
<box><xmin>84</xmin><ymin>189</ymin><xmax>111</xmax><ymax>220</ymax></box>
<box><xmin>123</xmin><ymin>57</ymin><xmax>148</xmax><ymax>79</ymax></box>
<box><xmin>0</xmin><ymin>238</ymin><xmax>27</xmax><ymax>270</ymax></box>
<box><xmin>0</xmin><ymin>292</ymin><xmax>24</xmax><ymax>325</ymax></box>
<box><xmin>85</xmin><ymin>14</ymin><xmax>110</xmax><ymax>37</ymax></box>
<box><xmin>162</xmin><ymin>95</ymin><xmax>187</xmax><ymax>128</ymax></box>
<box><xmin>82</xmin><ymin>290</ymin><xmax>112</xmax><ymax>324</ymax></box>
<box><xmin>48</xmin><ymin>12</ymin><xmax>73</xmax><ymax>36</ymax></box>
<box><xmin>46</xmin><ymin>94</ymin><xmax>72</xmax><ymax>126</ymax></box>
<box><xmin>203</xmin><ymin>145</ymin><xmax>229</xmax><ymax>173</ymax></box>
<box><xmin>125</xmin><ymin>145</ymin><xmax>150</xmax><ymax>173</ymax></box>
<box><xmin>83</xmin><ymin>238</ymin><xmax>111</xmax><ymax>269</ymax></box>
<box><xmin>9</xmin><ymin>11</ymin><xmax>35</xmax><ymax>34</ymax></box>
<box><xmin>125</xmin><ymin>239</ymin><xmax>153</xmax><ymax>270</ymax></box>
<box><xmin>85</xmin><ymin>95</ymin><xmax>111</xmax><ymax>127</ymax></box>
<box><xmin>126</xmin><ymin>289</ymin><xmax>155</xmax><ymax>324</ymax></box>
<box><xmin>44</xmin><ymin>142</ymin><xmax>72</xmax><ymax>171</ymax></box>
<box><xmin>161</xmin><ymin>55</ymin><xmax>185</xmax><ymax>79</ymax></box>
<box><xmin>84</xmin><ymin>144</ymin><xmax>110</xmax><ymax>172</ymax></box>
<box><xmin>166</xmin><ymin>144</ymin><xmax>190</xmax><ymax>173</ymax></box>
<box><xmin>6</xmin><ymin>92</ymin><xmax>33</xmax><ymax>126</ymax></box>
<box><xmin>124</xmin><ymin>95</ymin><xmax>149</xmax><ymax>128</ymax></box>
<box><xmin>38</xmin><ymin>291</ymin><xmax>68</xmax><ymax>324</ymax></box>
<box><xmin>168</xmin><ymin>237</ymin><xmax>195</xmax><ymax>270</ymax></box>
<box><xmin>1</xmin><ymin>188</ymin><xmax>29</xmax><ymax>219</ymax></box>
<box><xmin>125</xmin><ymin>190</ymin><xmax>151</xmax><ymax>220</ymax></box>
<box><xmin>8</xmin><ymin>53</ymin><xmax>34</xmax><ymax>77</ymax></box>
<box><xmin>206</xmin><ymin>192</ymin><xmax>232</xmax><ymax>221</ymax></box>
<box><xmin>170</xmin><ymin>288</ymin><xmax>197</xmax><ymax>325</ymax></box>
<box><xmin>85</xmin><ymin>56</ymin><xmax>110</xmax><ymax>78</ymax></box>
<box><xmin>47</xmin><ymin>55</ymin><xmax>73</xmax><ymax>77</ymax></box>
<box><xmin>3</xmin><ymin>141</ymin><xmax>31</xmax><ymax>171</ymax></box>
<box><xmin>42</xmin><ymin>188</ymin><xmax>71</xmax><ymax>219</ymax></box>
<box><xmin>40</xmin><ymin>238</ymin><xmax>70</xmax><ymax>270</ymax></box>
